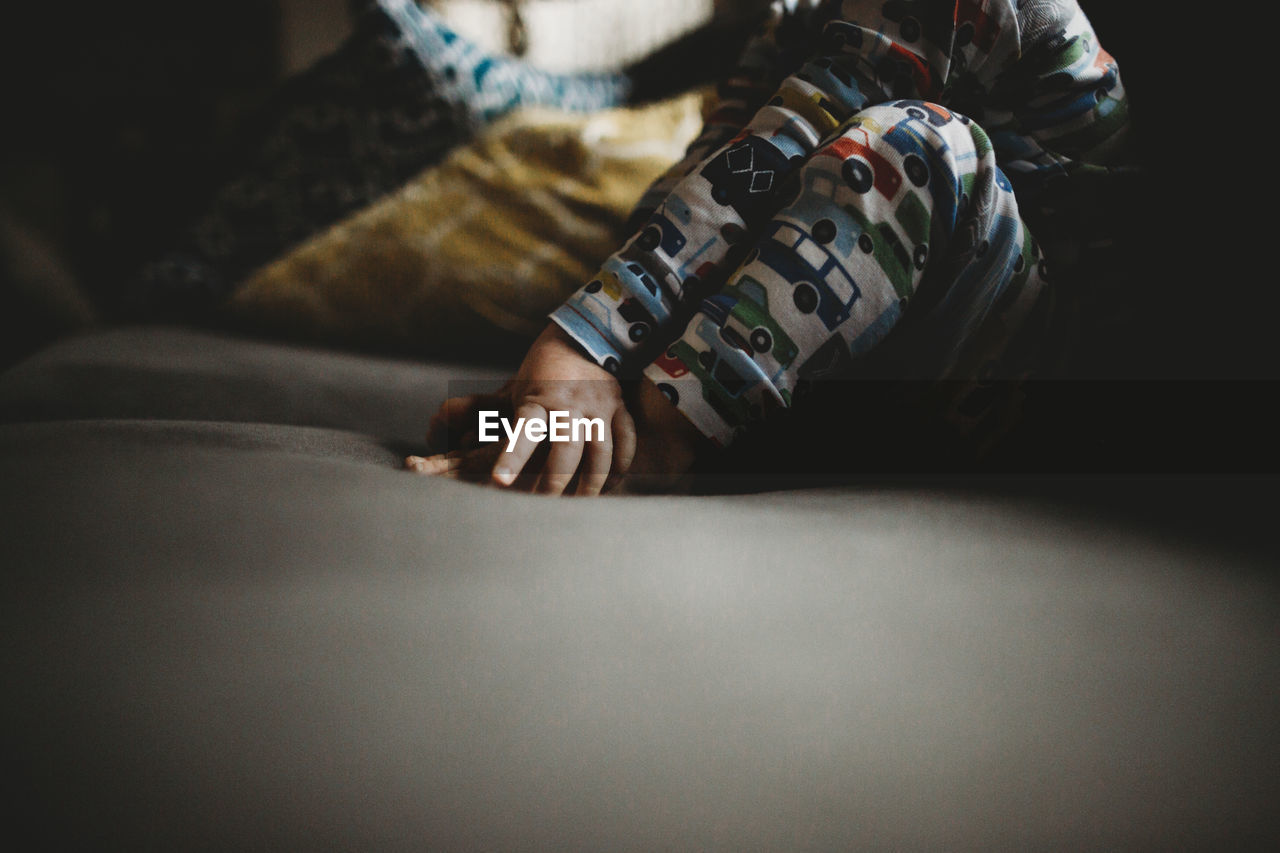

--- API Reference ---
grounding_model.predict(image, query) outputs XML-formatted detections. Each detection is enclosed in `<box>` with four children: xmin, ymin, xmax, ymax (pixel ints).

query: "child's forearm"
<box><xmin>549</xmin><ymin>1</ymin><xmax>1129</xmax><ymax>449</ymax></box>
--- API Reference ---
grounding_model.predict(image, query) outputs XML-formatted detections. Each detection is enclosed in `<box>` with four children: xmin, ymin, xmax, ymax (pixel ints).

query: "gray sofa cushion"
<box><xmin>2</xmin><ymin>419</ymin><xmax>1277</xmax><ymax>849</ymax></box>
<box><xmin>2</xmin><ymin>327</ymin><xmax>1277</xmax><ymax>847</ymax></box>
<box><xmin>0</xmin><ymin>326</ymin><xmax>510</xmax><ymax>446</ymax></box>
<box><xmin>0</xmin><ymin>418</ymin><xmax>405</xmax><ymax>467</ymax></box>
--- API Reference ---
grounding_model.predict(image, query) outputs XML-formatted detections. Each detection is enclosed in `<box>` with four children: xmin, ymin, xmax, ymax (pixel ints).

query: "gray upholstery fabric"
<box><xmin>0</xmin><ymin>418</ymin><xmax>404</xmax><ymax>467</ymax></box>
<box><xmin>2</xmin><ymin>328</ymin><xmax>1278</xmax><ymax>848</ymax></box>
<box><xmin>3</xmin><ymin>423</ymin><xmax>1278</xmax><ymax>849</ymax></box>
<box><xmin>0</xmin><ymin>326</ymin><xmax>510</xmax><ymax>445</ymax></box>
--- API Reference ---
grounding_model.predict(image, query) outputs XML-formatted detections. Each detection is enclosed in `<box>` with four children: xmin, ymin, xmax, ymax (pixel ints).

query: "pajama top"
<box><xmin>549</xmin><ymin>0</ymin><xmax>1132</xmax><ymax>445</ymax></box>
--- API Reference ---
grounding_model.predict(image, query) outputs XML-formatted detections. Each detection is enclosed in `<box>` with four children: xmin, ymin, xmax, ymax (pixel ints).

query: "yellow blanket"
<box><xmin>227</xmin><ymin>91</ymin><xmax>705</xmax><ymax>361</ymax></box>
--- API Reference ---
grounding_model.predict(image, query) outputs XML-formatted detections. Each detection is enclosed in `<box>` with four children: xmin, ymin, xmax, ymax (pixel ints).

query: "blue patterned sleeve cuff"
<box><xmin>549</xmin><ymin>254</ymin><xmax>678</xmax><ymax>374</ymax></box>
<box><xmin>548</xmin><ymin>301</ymin><xmax>624</xmax><ymax>375</ymax></box>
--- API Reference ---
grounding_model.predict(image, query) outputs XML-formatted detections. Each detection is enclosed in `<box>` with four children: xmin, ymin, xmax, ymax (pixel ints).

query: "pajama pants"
<box><xmin>626</xmin><ymin>100</ymin><xmax>1050</xmax><ymax>452</ymax></box>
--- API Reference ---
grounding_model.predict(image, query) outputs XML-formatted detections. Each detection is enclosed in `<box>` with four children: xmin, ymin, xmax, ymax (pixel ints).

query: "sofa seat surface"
<box><xmin>2</xmin><ymin>327</ymin><xmax>1278</xmax><ymax>849</ymax></box>
<box><xmin>3</xmin><ymin>427</ymin><xmax>1279</xmax><ymax>848</ymax></box>
<box><xmin>0</xmin><ymin>325</ymin><xmax>511</xmax><ymax>447</ymax></box>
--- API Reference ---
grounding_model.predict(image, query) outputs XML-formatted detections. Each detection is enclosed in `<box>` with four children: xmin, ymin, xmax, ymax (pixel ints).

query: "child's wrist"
<box><xmin>635</xmin><ymin>378</ymin><xmax>710</xmax><ymax>449</ymax></box>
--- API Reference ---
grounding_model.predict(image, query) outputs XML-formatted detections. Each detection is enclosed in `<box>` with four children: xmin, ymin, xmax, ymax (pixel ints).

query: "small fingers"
<box><xmin>491</xmin><ymin>401</ymin><xmax>548</xmax><ymax>487</ymax></box>
<box><xmin>405</xmin><ymin>452</ymin><xmax>464</xmax><ymax>475</ymax></box>
<box><xmin>575</xmin><ymin>433</ymin><xmax>613</xmax><ymax>497</ymax></box>
<box><xmin>606</xmin><ymin>405</ymin><xmax>638</xmax><ymax>492</ymax></box>
<box><xmin>535</xmin><ymin>438</ymin><xmax>585</xmax><ymax>496</ymax></box>
<box><xmin>406</xmin><ymin>445</ymin><xmax>504</xmax><ymax>483</ymax></box>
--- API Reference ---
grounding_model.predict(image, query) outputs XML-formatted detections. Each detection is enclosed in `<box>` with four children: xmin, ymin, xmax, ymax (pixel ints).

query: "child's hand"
<box><xmin>618</xmin><ymin>376</ymin><xmax>709</xmax><ymax>493</ymax></box>
<box><xmin>408</xmin><ymin>324</ymin><xmax>637</xmax><ymax>496</ymax></box>
<box><xmin>423</xmin><ymin>383</ymin><xmax>511</xmax><ymax>453</ymax></box>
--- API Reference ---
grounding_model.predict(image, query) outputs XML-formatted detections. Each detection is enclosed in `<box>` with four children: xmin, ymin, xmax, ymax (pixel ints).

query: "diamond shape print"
<box><xmin>749</xmin><ymin>170</ymin><xmax>775</xmax><ymax>194</ymax></box>
<box><xmin>726</xmin><ymin>145</ymin><xmax>754</xmax><ymax>174</ymax></box>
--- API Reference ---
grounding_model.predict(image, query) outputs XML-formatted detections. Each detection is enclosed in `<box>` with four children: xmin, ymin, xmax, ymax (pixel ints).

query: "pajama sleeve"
<box><xmin>962</xmin><ymin>0</ymin><xmax>1132</xmax><ymax>184</ymax></box>
<box><xmin>548</xmin><ymin>0</ymin><xmax>903</xmax><ymax>374</ymax></box>
<box><xmin>619</xmin><ymin>10</ymin><xmax>793</xmax><ymax>234</ymax></box>
<box><xmin>550</xmin><ymin>1</ymin><xmax>1129</xmax><ymax>438</ymax></box>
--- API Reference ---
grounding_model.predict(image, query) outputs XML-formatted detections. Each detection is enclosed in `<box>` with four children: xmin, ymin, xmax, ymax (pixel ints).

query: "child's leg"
<box><xmin>125</xmin><ymin>0</ymin><xmax>629</xmax><ymax>321</ymax></box>
<box><xmin>644</xmin><ymin>101</ymin><xmax>1050</xmax><ymax>452</ymax></box>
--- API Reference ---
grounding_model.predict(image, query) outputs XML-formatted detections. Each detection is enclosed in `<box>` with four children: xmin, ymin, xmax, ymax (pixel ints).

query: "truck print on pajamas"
<box><xmin>551</xmin><ymin>0</ymin><xmax>1131</xmax><ymax>446</ymax></box>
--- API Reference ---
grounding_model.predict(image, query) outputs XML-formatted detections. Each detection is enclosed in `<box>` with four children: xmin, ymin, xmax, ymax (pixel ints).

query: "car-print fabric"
<box><xmin>550</xmin><ymin>0</ymin><xmax>1131</xmax><ymax>447</ymax></box>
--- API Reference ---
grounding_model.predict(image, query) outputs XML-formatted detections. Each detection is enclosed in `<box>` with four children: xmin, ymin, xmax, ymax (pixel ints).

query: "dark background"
<box><xmin>0</xmin><ymin>1</ymin><xmax>283</xmax><ymax>331</ymax></box>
